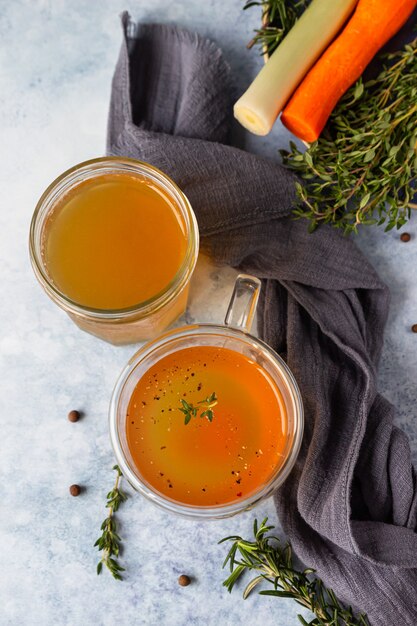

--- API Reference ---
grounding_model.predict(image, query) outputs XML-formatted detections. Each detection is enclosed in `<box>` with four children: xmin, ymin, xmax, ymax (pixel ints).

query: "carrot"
<box><xmin>234</xmin><ymin>0</ymin><xmax>358</xmax><ymax>136</ymax></box>
<box><xmin>281</xmin><ymin>0</ymin><xmax>417</xmax><ymax>142</ymax></box>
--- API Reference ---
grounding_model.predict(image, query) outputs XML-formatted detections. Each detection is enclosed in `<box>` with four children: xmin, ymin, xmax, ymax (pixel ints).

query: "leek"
<box><xmin>234</xmin><ymin>0</ymin><xmax>359</xmax><ymax>135</ymax></box>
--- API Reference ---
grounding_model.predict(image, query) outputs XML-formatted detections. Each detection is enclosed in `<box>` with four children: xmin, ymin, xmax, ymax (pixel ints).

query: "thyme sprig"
<box><xmin>220</xmin><ymin>518</ymin><xmax>370</xmax><ymax>626</ymax></box>
<box><xmin>245</xmin><ymin>1</ymin><xmax>417</xmax><ymax>233</ymax></box>
<box><xmin>94</xmin><ymin>465</ymin><xmax>128</xmax><ymax>580</ymax></box>
<box><xmin>179</xmin><ymin>392</ymin><xmax>218</xmax><ymax>425</ymax></box>
<box><xmin>281</xmin><ymin>39</ymin><xmax>417</xmax><ymax>233</ymax></box>
<box><xmin>244</xmin><ymin>0</ymin><xmax>310</xmax><ymax>54</ymax></box>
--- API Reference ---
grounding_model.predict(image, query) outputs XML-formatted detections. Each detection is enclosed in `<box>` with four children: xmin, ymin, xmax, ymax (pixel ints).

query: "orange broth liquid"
<box><xmin>126</xmin><ymin>345</ymin><xmax>287</xmax><ymax>506</ymax></box>
<box><xmin>43</xmin><ymin>173</ymin><xmax>187</xmax><ymax>310</ymax></box>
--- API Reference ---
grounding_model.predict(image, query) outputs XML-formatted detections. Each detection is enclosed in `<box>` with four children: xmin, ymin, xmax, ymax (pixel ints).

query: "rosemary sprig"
<box><xmin>94</xmin><ymin>464</ymin><xmax>128</xmax><ymax>580</ymax></box>
<box><xmin>220</xmin><ymin>518</ymin><xmax>370</xmax><ymax>626</ymax></box>
<box><xmin>178</xmin><ymin>392</ymin><xmax>218</xmax><ymax>425</ymax></box>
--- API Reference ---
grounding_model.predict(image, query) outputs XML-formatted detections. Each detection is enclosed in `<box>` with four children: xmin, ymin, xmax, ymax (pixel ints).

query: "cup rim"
<box><xmin>29</xmin><ymin>157</ymin><xmax>199</xmax><ymax>320</ymax></box>
<box><xmin>109</xmin><ymin>323</ymin><xmax>304</xmax><ymax>519</ymax></box>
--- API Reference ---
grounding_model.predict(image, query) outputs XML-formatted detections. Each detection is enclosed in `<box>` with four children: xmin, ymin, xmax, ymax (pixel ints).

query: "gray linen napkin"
<box><xmin>108</xmin><ymin>13</ymin><xmax>417</xmax><ymax>625</ymax></box>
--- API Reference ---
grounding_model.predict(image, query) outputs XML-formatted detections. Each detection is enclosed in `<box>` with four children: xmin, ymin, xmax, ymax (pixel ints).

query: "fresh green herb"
<box><xmin>244</xmin><ymin>0</ymin><xmax>310</xmax><ymax>55</ymax></box>
<box><xmin>281</xmin><ymin>38</ymin><xmax>417</xmax><ymax>234</ymax></box>
<box><xmin>220</xmin><ymin>518</ymin><xmax>370</xmax><ymax>626</ymax></box>
<box><xmin>178</xmin><ymin>392</ymin><xmax>218</xmax><ymax>425</ymax></box>
<box><xmin>94</xmin><ymin>465</ymin><xmax>128</xmax><ymax>580</ymax></box>
<box><xmin>245</xmin><ymin>1</ymin><xmax>417</xmax><ymax>233</ymax></box>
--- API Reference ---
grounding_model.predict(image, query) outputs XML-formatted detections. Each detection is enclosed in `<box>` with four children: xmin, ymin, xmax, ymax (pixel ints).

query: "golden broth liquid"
<box><xmin>43</xmin><ymin>173</ymin><xmax>187</xmax><ymax>310</ymax></box>
<box><xmin>126</xmin><ymin>346</ymin><xmax>287</xmax><ymax>506</ymax></box>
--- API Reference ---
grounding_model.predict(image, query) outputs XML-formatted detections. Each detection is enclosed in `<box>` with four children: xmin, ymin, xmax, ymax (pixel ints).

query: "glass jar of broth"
<box><xmin>110</xmin><ymin>275</ymin><xmax>304</xmax><ymax>519</ymax></box>
<box><xmin>29</xmin><ymin>157</ymin><xmax>199</xmax><ymax>345</ymax></box>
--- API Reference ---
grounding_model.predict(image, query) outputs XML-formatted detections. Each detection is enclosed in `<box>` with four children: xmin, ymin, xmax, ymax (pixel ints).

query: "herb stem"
<box><xmin>220</xmin><ymin>518</ymin><xmax>370</xmax><ymax>626</ymax></box>
<box><xmin>94</xmin><ymin>465</ymin><xmax>128</xmax><ymax>580</ymax></box>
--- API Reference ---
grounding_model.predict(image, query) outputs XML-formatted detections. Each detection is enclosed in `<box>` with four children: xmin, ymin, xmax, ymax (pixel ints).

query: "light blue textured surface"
<box><xmin>0</xmin><ymin>2</ymin><xmax>416</xmax><ymax>625</ymax></box>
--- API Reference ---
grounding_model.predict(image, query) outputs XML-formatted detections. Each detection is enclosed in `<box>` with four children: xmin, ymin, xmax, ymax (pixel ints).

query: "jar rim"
<box><xmin>29</xmin><ymin>157</ymin><xmax>199</xmax><ymax>320</ymax></box>
<box><xmin>109</xmin><ymin>324</ymin><xmax>304</xmax><ymax>519</ymax></box>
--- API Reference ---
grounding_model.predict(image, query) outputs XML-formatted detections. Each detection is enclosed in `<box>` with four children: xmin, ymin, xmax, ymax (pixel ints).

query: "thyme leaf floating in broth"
<box><xmin>178</xmin><ymin>392</ymin><xmax>218</xmax><ymax>425</ymax></box>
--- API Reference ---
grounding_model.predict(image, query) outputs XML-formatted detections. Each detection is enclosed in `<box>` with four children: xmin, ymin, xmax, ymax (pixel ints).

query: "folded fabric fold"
<box><xmin>108</xmin><ymin>13</ymin><xmax>417</xmax><ymax>624</ymax></box>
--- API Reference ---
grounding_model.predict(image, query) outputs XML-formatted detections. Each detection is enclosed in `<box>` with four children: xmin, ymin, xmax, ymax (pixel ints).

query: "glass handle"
<box><xmin>224</xmin><ymin>274</ymin><xmax>261</xmax><ymax>333</ymax></box>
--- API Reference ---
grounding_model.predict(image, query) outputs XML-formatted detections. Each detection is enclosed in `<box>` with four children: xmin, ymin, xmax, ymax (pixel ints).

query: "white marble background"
<box><xmin>1</xmin><ymin>1</ymin><xmax>416</xmax><ymax>625</ymax></box>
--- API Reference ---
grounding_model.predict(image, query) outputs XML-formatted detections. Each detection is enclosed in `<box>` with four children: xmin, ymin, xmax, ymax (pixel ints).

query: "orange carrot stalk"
<box><xmin>281</xmin><ymin>0</ymin><xmax>417</xmax><ymax>142</ymax></box>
